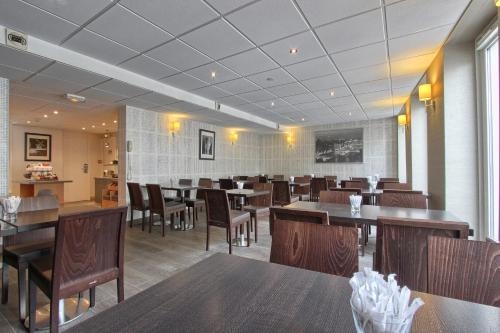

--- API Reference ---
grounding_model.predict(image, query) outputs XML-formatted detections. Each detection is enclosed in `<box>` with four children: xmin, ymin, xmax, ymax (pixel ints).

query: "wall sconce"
<box><xmin>496</xmin><ymin>0</ymin><xmax>500</xmax><ymax>7</ymax></box>
<box><xmin>229</xmin><ymin>132</ymin><xmax>238</xmax><ymax>145</ymax></box>
<box><xmin>286</xmin><ymin>133</ymin><xmax>294</xmax><ymax>148</ymax></box>
<box><xmin>418</xmin><ymin>83</ymin><xmax>434</xmax><ymax>111</ymax></box>
<box><xmin>397</xmin><ymin>114</ymin><xmax>408</xmax><ymax>128</ymax></box>
<box><xmin>169</xmin><ymin>120</ymin><xmax>180</xmax><ymax>137</ymax></box>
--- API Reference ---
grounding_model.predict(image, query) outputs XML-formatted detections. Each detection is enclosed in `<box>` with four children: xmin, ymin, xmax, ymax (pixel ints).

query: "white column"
<box><xmin>0</xmin><ymin>77</ymin><xmax>8</xmax><ymax>196</ymax></box>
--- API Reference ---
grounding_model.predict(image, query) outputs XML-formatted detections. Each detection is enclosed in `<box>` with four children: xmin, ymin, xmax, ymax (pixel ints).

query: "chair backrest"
<box><xmin>377</xmin><ymin>180</ymin><xmax>399</xmax><ymax>189</ymax></box>
<box><xmin>127</xmin><ymin>182</ymin><xmax>146</xmax><ymax>210</ymax></box>
<box><xmin>293</xmin><ymin>176</ymin><xmax>310</xmax><ymax>195</ymax></box>
<box><xmin>247</xmin><ymin>176</ymin><xmax>259</xmax><ymax>183</ymax></box>
<box><xmin>219</xmin><ymin>178</ymin><xmax>235</xmax><ymax>190</ymax></box>
<box><xmin>427</xmin><ymin>236</ymin><xmax>500</xmax><ymax>307</ymax></box>
<box><xmin>310</xmin><ymin>178</ymin><xmax>328</xmax><ymax>202</ymax></box>
<box><xmin>379</xmin><ymin>192</ymin><xmax>427</xmax><ymax>209</ymax></box>
<box><xmin>343</xmin><ymin>181</ymin><xmax>363</xmax><ymax>190</ymax></box>
<box><xmin>273</xmin><ymin>175</ymin><xmax>284</xmax><ymax>181</ymax></box>
<box><xmin>383</xmin><ymin>182</ymin><xmax>411</xmax><ymax>190</ymax></box>
<box><xmin>248</xmin><ymin>183</ymin><xmax>273</xmax><ymax>207</ymax></box>
<box><xmin>145</xmin><ymin>184</ymin><xmax>166</xmax><ymax>216</ymax></box>
<box><xmin>270</xmin><ymin>219</ymin><xmax>358</xmax><ymax>277</ymax></box>
<box><xmin>204</xmin><ymin>189</ymin><xmax>231</xmax><ymax>227</ymax></box>
<box><xmin>52</xmin><ymin>207</ymin><xmax>127</xmax><ymax>298</ymax></box>
<box><xmin>303</xmin><ymin>175</ymin><xmax>312</xmax><ymax>181</ymax></box>
<box><xmin>325</xmin><ymin>176</ymin><xmax>337</xmax><ymax>189</ymax></box>
<box><xmin>383</xmin><ymin>189</ymin><xmax>423</xmax><ymax>194</ymax></box>
<box><xmin>332</xmin><ymin>188</ymin><xmax>362</xmax><ymax>195</ymax></box>
<box><xmin>238</xmin><ymin>176</ymin><xmax>248</xmax><ymax>180</ymax></box>
<box><xmin>375</xmin><ymin>217</ymin><xmax>469</xmax><ymax>292</ymax></box>
<box><xmin>179</xmin><ymin>179</ymin><xmax>192</xmax><ymax>186</ymax></box>
<box><xmin>258</xmin><ymin>176</ymin><xmax>268</xmax><ymax>183</ymax></box>
<box><xmin>270</xmin><ymin>207</ymin><xmax>329</xmax><ymax>226</ymax></box>
<box><xmin>350</xmin><ymin>177</ymin><xmax>368</xmax><ymax>189</ymax></box>
<box><xmin>320</xmin><ymin>190</ymin><xmax>357</xmax><ymax>204</ymax></box>
<box><xmin>196</xmin><ymin>178</ymin><xmax>213</xmax><ymax>199</ymax></box>
<box><xmin>272</xmin><ymin>181</ymin><xmax>292</xmax><ymax>206</ymax></box>
<box><xmin>380</xmin><ymin>177</ymin><xmax>399</xmax><ymax>182</ymax></box>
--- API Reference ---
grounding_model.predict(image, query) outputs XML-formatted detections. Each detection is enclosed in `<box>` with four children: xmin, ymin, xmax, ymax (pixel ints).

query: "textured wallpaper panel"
<box><xmin>0</xmin><ymin>78</ymin><xmax>8</xmax><ymax>196</ymax></box>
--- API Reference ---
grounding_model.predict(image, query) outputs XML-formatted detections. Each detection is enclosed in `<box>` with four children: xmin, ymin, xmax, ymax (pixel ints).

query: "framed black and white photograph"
<box><xmin>315</xmin><ymin>128</ymin><xmax>363</xmax><ymax>163</ymax></box>
<box><xmin>199</xmin><ymin>129</ymin><xmax>215</xmax><ymax>160</ymax></box>
<box><xmin>25</xmin><ymin>132</ymin><xmax>52</xmax><ymax>161</ymax></box>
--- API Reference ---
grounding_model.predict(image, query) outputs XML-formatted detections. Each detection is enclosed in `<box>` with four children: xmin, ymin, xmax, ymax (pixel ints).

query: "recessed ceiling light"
<box><xmin>65</xmin><ymin>93</ymin><xmax>86</xmax><ymax>103</ymax></box>
<box><xmin>301</xmin><ymin>118</ymin><xmax>305</xmax><ymax>121</ymax></box>
<box><xmin>289</xmin><ymin>48</ymin><xmax>299</xmax><ymax>54</ymax></box>
<box><xmin>53</xmin><ymin>110</ymin><xmax>59</xmax><ymax>115</ymax></box>
<box><xmin>113</xmin><ymin>120</ymin><xmax>117</xmax><ymax>124</ymax></box>
<box><xmin>211</xmin><ymin>71</ymin><xmax>216</xmax><ymax>78</ymax></box>
<box><xmin>330</xmin><ymin>90</ymin><xmax>335</xmax><ymax>97</ymax></box>
<box><xmin>266</xmin><ymin>77</ymin><xmax>274</xmax><ymax>82</ymax></box>
<box><xmin>91</xmin><ymin>125</ymin><xmax>96</xmax><ymax>128</ymax></box>
<box><xmin>349</xmin><ymin>112</ymin><xmax>352</xmax><ymax>116</ymax></box>
<box><xmin>102</xmin><ymin>122</ymin><xmax>106</xmax><ymax>126</ymax></box>
<box><xmin>82</xmin><ymin>127</ymin><xmax>86</xmax><ymax>130</ymax></box>
<box><xmin>43</xmin><ymin>114</ymin><xmax>48</xmax><ymax>118</ymax></box>
<box><xmin>271</xmin><ymin>101</ymin><xmax>275</xmax><ymax>107</ymax></box>
<box><xmin>26</xmin><ymin>120</ymin><xmax>31</xmax><ymax>124</ymax></box>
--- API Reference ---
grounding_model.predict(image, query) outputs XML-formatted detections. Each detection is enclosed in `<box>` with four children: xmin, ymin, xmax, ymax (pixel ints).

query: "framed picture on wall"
<box><xmin>199</xmin><ymin>129</ymin><xmax>215</xmax><ymax>160</ymax></box>
<box><xmin>314</xmin><ymin>128</ymin><xmax>363</xmax><ymax>163</ymax></box>
<box><xmin>25</xmin><ymin>132</ymin><xmax>52</xmax><ymax>161</ymax></box>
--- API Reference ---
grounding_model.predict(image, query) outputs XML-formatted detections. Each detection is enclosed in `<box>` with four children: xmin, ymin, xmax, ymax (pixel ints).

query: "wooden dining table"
<box><xmin>66</xmin><ymin>253</ymin><xmax>500</xmax><ymax>333</ymax></box>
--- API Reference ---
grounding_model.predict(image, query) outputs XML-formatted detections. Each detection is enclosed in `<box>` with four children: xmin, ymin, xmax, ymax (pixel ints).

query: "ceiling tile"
<box><xmin>324</xmin><ymin>96</ymin><xmax>358</xmax><ymax>107</ymax></box>
<box><xmin>0</xmin><ymin>0</ymin><xmax>78</xmax><ymax>44</ymax></box>
<box><xmin>219</xmin><ymin>48</ymin><xmax>278</xmax><ymax>76</ymax></box>
<box><xmin>283</xmin><ymin>93</ymin><xmax>318</xmax><ymax>105</ymax></box>
<box><xmin>246</xmin><ymin>68</ymin><xmax>295</xmax><ymax>88</ymax></box>
<box><xmin>120</xmin><ymin>0</ymin><xmax>218</xmax><ymax>36</ymax></box>
<box><xmin>284</xmin><ymin>56</ymin><xmax>336</xmax><ymax>81</ymax></box>
<box><xmin>160</xmin><ymin>73</ymin><xmax>208</xmax><ymax>91</ymax></box>
<box><xmin>93</xmin><ymin>79</ymin><xmax>149</xmax><ymax>98</ymax></box>
<box><xmin>342</xmin><ymin>64</ymin><xmax>388</xmax><ymax>85</ymax></box>
<box><xmin>185</xmin><ymin>62</ymin><xmax>240</xmax><ymax>84</ymax></box>
<box><xmin>315</xmin><ymin>86</ymin><xmax>351</xmax><ymax>100</ymax></box>
<box><xmin>256</xmin><ymin>98</ymin><xmax>290</xmax><ymax>110</ymax></box>
<box><xmin>40</xmin><ymin>63</ymin><xmax>109</xmax><ymax>86</ymax></box>
<box><xmin>205</xmin><ymin>0</ymin><xmax>255</xmax><ymax>14</ymax></box>
<box><xmin>26</xmin><ymin>74</ymin><xmax>88</xmax><ymax>94</ymax></box>
<box><xmin>0</xmin><ymin>64</ymin><xmax>34</xmax><ymax>81</ymax></box>
<box><xmin>237</xmin><ymin>89</ymin><xmax>275</xmax><ymax>103</ymax></box>
<box><xmin>86</xmin><ymin>4</ymin><xmax>173</xmax><ymax>52</ymax></box>
<box><xmin>22</xmin><ymin>0</ymin><xmax>113</xmax><ymax>25</ymax></box>
<box><xmin>0</xmin><ymin>45</ymin><xmax>52</xmax><ymax>72</ymax></box>
<box><xmin>146</xmin><ymin>40</ymin><xmax>212</xmax><ymax>71</ymax></box>
<box><xmin>218</xmin><ymin>95</ymin><xmax>249</xmax><ymax>107</ymax></box>
<box><xmin>63</xmin><ymin>29</ymin><xmax>139</xmax><ymax>65</ymax></box>
<box><xmin>295</xmin><ymin>101</ymin><xmax>327</xmax><ymax>111</ymax></box>
<box><xmin>261</xmin><ymin>31</ymin><xmax>325</xmax><ymax>66</ymax></box>
<box><xmin>119</xmin><ymin>97</ymin><xmax>159</xmax><ymax>110</ymax></box>
<box><xmin>181</xmin><ymin>19</ymin><xmax>253</xmax><ymax>59</ymax></box>
<box><xmin>301</xmin><ymin>73</ymin><xmax>344</xmax><ymax>91</ymax></box>
<box><xmin>138</xmin><ymin>92</ymin><xmax>178</xmax><ymax>106</ymax></box>
<box><xmin>351</xmin><ymin>79</ymin><xmax>391</xmax><ymax>94</ymax></box>
<box><xmin>192</xmin><ymin>85</ymin><xmax>230</xmax><ymax>99</ymax></box>
<box><xmin>388</xmin><ymin>25</ymin><xmax>452</xmax><ymax>61</ymax></box>
<box><xmin>267</xmin><ymin>82</ymin><xmax>308</xmax><ymax>97</ymax></box>
<box><xmin>315</xmin><ymin>9</ymin><xmax>385</xmax><ymax>54</ymax></box>
<box><xmin>119</xmin><ymin>55</ymin><xmax>179</xmax><ymax>79</ymax></box>
<box><xmin>386</xmin><ymin>0</ymin><xmax>469</xmax><ymax>38</ymax></box>
<box><xmin>168</xmin><ymin>101</ymin><xmax>205</xmax><ymax>112</ymax></box>
<box><xmin>331</xmin><ymin>42</ymin><xmax>387</xmax><ymax>71</ymax></box>
<box><xmin>356</xmin><ymin>90</ymin><xmax>392</xmax><ymax>104</ymax></box>
<box><xmin>391</xmin><ymin>74</ymin><xmax>421</xmax><ymax>89</ymax></box>
<box><xmin>296</xmin><ymin>0</ymin><xmax>381</xmax><ymax>27</ymax></box>
<box><xmin>390</xmin><ymin>53</ymin><xmax>435</xmax><ymax>77</ymax></box>
<box><xmin>333</xmin><ymin>104</ymin><xmax>362</xmax><ymax>113</ymax></box>
<box><xmin>226</xmin><ymin>0</ymin><xmax>308</xmax><ymax>45</ymax></box>
<box><xmin>214</xmin><ymin>78</ymin><xmax>260</xmax><ymax>94</ymax></box>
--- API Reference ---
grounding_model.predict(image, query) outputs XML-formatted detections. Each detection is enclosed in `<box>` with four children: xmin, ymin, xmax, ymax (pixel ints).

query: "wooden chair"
<box><xmin>375</xmin><ymin>217</ymin><xmax>469</xmax><ymax>292</ymax></box>
<box><xmin>427</xmin><ymin>236</ymin><xmax>500</xmax><ymax>307</ymax></box>
<box><xmin>185</xmin><ymin>178</ymin><xmax>213</xmax><ymax>226</ymax></box>
<box><xmin>219</xmin><ymin>178</ymin><xmax>235</xmax><ymax>190</ymax></box>
<box><xmin>238</xmin><ymin>176</ymin><xmax>248</xmax><ymax>180</ymax></box>
<box><xmin>2</xmin><ymin>196</ymin><xmax>58</xmax><ymax>321</ymax></box>
<box><xmin>243</xmin><ymin>183</ymin><xmax>273</xmax><ymax>242</ymax></box>
<box><xmin>269</xmin><ymin>206</ymin><xmax>329</xmax><ymax>235</ymax></box>
<box><xmin>310</xmin><ymin>177</ymin><xmax>328</xmax><ymax>202</ymax></box>
<box><xmin>377</xmin><ymin>180</ymin><xmax>399</xmax><ymax>189</ymax></box>
<box><xmin>294</xmin><ymin>176</ymin><xmax>310</xmax><ymax>201</ymax></box>
<box><xmin>350</xmin><ymin>177</ymin><xmax>368</xmax><ymax>189</ymax></box>
<box><xmin>379</xmin><ymin>192</ymin><xmax>427</xmax><ymax>209</ymax></box>
<box><xmin>273</xmin><ymin>175</ymin><xmax>284</xmax><ymax>181</ymax></box>
<box><xmin>332</xmin><ymin>187</ymin><xmax>362</xmax><ymax>195</ymax></box>
<box><xmin>380</xmin><ymin>177</ymin><xmax>399</xmax><ymax>182</ymax></box>
<box><xmin>343</xmin><ymin>181</ymin><xmax>363</xmax><ymax>189</ymax></box>
<box><xmin>270</xmin><ymin>219</ymin><xmax>358</xmax><ymax>277</ymax></box>
<box><xmin>177</xmin><ymin>178</ymin><xmax>193</xmax><ymax>198</ymax></box>
<box><xmin>127</xmin><ymin>182</ymin><xmax>149</xmax><ymax>230</ymax></box>
<box><xmin>146</xmin><ymin>184</ymin><xmax>186</xmax><ymax>235</ymax></box>
<box><xmin>28</xmin><ymin>207</ymin><xmax>127</xmax><ymax>333</ymax></box>
<box><xmin>383</xmin><ymin>182</ymin><xmax>411</xmax><ymax>190</ymax></box>
<box><xmin>325</xmin><ymin>175</ymin><xmax>337</xmax><ymax>189</ymax></box>
<box><xmin>258</xmin><ymin>176</ymin><xmax>268</xmax><ymax>183</ymax></box>
<box><xmin>272</xmin><ymin>181</ymin><xmax>299</xmax><ymax>206</ymax></box>
<box><xmin>204</xmin><ymin>189</ymin><xmax>251</xmax><ymax>254</ymax></box>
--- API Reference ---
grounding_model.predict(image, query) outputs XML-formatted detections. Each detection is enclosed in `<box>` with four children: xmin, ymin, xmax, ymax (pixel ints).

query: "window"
<box><xmin>477</xmin><ymin>22</ymin><xmax>499</xmax><ymax>241</ymax></box>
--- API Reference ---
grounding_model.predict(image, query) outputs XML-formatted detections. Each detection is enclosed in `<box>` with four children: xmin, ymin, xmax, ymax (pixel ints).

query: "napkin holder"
<box><xmin>0</xmin><ymin>196</ymin><xmax>21</xmax><ymax>221</ymax></box>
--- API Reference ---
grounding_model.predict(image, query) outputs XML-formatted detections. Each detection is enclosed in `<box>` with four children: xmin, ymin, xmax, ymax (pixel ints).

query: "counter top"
<box><xmin>14</xmin><ymin>180</ymin><xmax>73</xmax><ymax>184</ymax></box>
<box><xmin>95</xmin><ymin>177</ymin><xmax>118</xmax><ymax>180</ymax></box>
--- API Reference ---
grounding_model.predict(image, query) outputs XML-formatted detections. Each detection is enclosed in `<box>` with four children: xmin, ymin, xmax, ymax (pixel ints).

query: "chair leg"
<box><xmin>28</xmin><ymin>274</ymin><xmax>36</xmax><ymax>333</ymax></box>
<box><xmin>117</xmin><ymin>278</ymin><xmax>124</xmax><ymax>303</ymax></box>
<box><xmin>250</xmin><ymin>216</ymin><xmax>253</xmax><ymax>232</ymax></box>
<box><xmin>161</xmin><ymin>216</ymin><xmax>166</xmax><ymax>237</ymax></box>
<box><xmin>180</xmin><ymin>210</ymin><xmax>186</xmax><ymax>230</ymax></box>
<box><xmin>18</xmin><ymin>266</ymin><xmax>27</xmax><ymax>321</ymax></box>
<box><xmin>2</xmin><ymin>261</ymin><xmax>8</xmax><ymax>304</ymax></box>
<box><xmin>49</xmin><ymin>297</ymin><xmax>59</xmax><ymax>333</ymax></box>
<box><xmin>206</xmin><ymin>225</ymin><xmax>210</xmax><ymax>251</ymax></box>
<box><xmin>254</xmin><ymin>216</ymin><xmax>258</xmax><ymax>243</ymax></box>
<box><xmin>129</xmin><ymin>210</ymin><xmax>134</xmax><ymax>228</ymax></box>
<box><xmin>246</xmin><ymin>221</ymin><xmax>250</xmax><ymax>247</ymax></box>
<box><xmin>89</xmin><ymin>287</ymin><xmax>96</xmax><ymax>307</ymax></box>
<box><xmin>141</xmin><ymin>210</ymin><xmax>146</xmax><ymax>231</ymax></box>
<box><xmin>229</xmin><ymin>227</ymin><xmax>232</xmax><ymax>255</ymax></box>
<box><xmin>187</xmin><ymin>207</ymin><xmax>191</xmax><ymax>223</ymax></box>
<box><xmin>148</xmin><ymin>213</ymin><xmax>153</xmax><ymax>233</ymax></box>
<box><xmin>170</xmin><ymin>213</ymin><xmax>175</xmax><ymax>230</ymax></box>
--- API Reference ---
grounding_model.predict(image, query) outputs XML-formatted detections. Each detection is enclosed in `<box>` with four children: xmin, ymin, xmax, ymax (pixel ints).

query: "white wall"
<box><xmin>410</xmin><ymin>92</ymin><xmax>428</xmax><ymax>193</ymax></box>
<box><xmin>260</xmin><ymin>118</ymin><xmax>398</xmax><ymax>180</ymax></box>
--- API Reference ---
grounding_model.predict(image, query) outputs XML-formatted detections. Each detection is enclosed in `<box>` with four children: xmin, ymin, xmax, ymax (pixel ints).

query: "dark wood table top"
<box><xmin>160</xmin><ymin>184</ymin><xmax>200</xmax><ymax>191</ymax></box>
<box><xmin>285</xmin><ymin>201</ymin><xmax>467</xmax><ymax>227</ymax></box>
<box><xmin>67</xmin><ymin>253</ymin><xmax>500</xmax><ymax>333</ymax></box>
<box><xmin>288</xmin><ymin>181</ymin><xmax>309</xmax><ymax>187</ymax></box>
<box><xmin>226</xmin><ymin>189</ymin><xmax>270</xmax><ymax>198</ymax></box>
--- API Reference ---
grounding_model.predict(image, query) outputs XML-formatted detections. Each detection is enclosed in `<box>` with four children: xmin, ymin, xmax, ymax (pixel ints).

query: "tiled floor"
<box><xmin>0</xmin><ymin>204</ymin><xmax>375</xmax><ymax>332</ymax></box>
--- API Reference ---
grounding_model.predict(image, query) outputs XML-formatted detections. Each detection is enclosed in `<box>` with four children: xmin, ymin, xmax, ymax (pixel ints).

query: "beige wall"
<box><xmin>9</xmin><ymin>124</ymin><xmax>103</xmax><ymax>202</ymax></box>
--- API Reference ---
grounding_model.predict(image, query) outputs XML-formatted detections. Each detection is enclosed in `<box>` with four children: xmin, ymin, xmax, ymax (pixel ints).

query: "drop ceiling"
<box><xmin>0</xmin><ymin>0</ymin><xmax>473</xmax><ymax>130</ymax></box>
